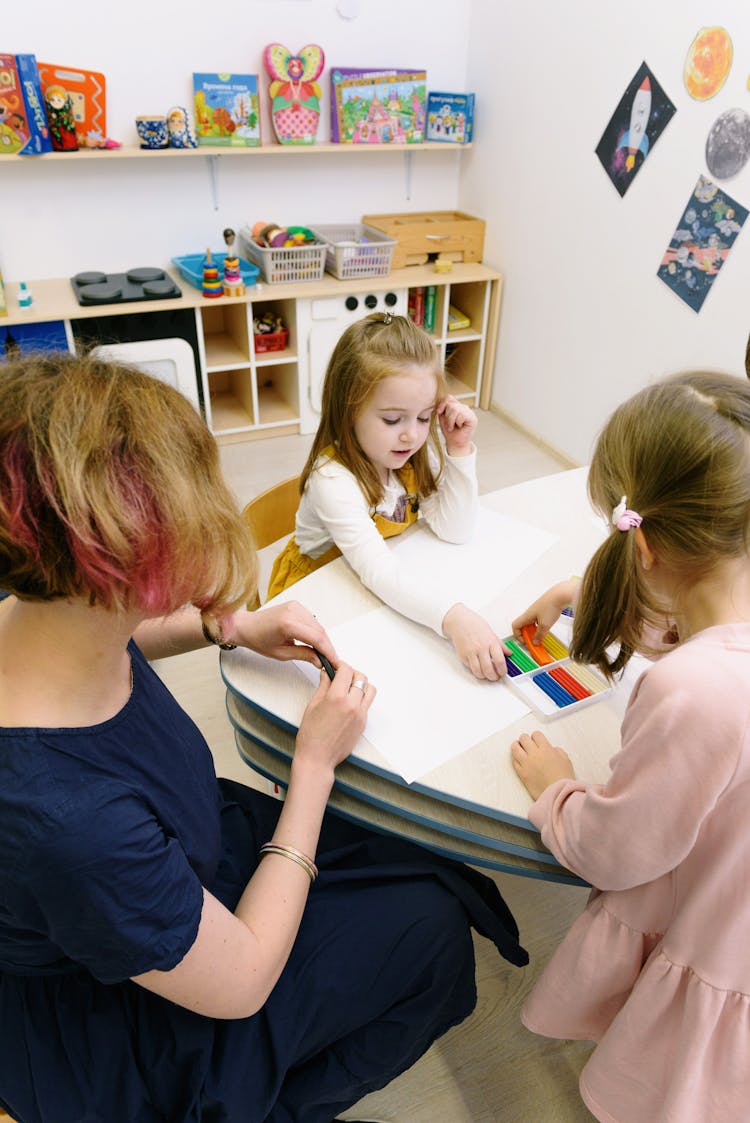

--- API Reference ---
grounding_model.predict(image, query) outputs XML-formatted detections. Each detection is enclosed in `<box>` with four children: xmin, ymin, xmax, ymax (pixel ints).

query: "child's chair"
<box><xmin>241</xmin><ymin>476</ymin><xmax>300</xmax><ymax>610</ymax></box>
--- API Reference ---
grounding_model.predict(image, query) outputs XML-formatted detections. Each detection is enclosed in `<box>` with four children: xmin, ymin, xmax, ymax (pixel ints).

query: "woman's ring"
<box><xmin>352</xmin><ymin>678</ymin><xmax>367</xmax><ymax>692</ymax></box>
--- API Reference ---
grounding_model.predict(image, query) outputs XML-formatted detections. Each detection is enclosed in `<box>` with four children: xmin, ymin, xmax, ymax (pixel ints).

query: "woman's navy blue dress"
<box><xmin>0</xmin><ymin>642</ymin><xmax>526</xmax><ymax>1122</ymax></box>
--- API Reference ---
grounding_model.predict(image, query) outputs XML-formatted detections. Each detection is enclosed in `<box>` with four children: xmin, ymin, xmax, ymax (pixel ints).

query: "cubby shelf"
<box><xmin>2</xmin><ymin>264</ymin><xmax>501</xmax><ymax>445</ymax></box>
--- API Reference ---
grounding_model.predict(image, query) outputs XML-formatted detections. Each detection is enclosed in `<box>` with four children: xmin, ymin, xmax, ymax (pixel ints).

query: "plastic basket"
<box><xmin>310</xmin><ymin>223</ymin><xmax>397</xmax><ymax>279</ymax></box>
<box><xmin>253</xmin><ymin>330</ymin><xmax>289</xmax><ymax>353</ymax></box>
<box><xmin>171</xmin><ymin>253</ymin><xmax>259</xmax><ymax>291</ymax></box>
<box><xmin>239</xmin><ymin>228</ymin><xmax>327</xmax><ymax>284</ymax></box>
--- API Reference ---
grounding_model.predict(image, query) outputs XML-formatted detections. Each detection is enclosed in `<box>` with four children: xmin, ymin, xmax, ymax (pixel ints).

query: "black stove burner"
<box><xmin>71</xmin><ymin>267</ymin><xmax>182</xmax><ymax>306</ymax></box>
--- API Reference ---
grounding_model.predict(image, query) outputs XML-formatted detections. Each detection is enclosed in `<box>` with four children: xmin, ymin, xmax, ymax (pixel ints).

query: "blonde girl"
<box><xmin>510</xmin><ymin>370</ymin><xmax>750</xmax><ymax>1123</ymax></box>
<box><xmin>268</xmin><ymin>312</ymin><xmax>509</xmax><ymax>680</ymax></box>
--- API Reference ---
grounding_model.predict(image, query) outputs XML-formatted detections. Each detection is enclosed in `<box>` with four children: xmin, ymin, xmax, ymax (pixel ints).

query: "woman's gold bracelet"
<box><xmin>259</xmin><ymin>842</ymin><xmax>318</xmax><ymax>883</ymax></box>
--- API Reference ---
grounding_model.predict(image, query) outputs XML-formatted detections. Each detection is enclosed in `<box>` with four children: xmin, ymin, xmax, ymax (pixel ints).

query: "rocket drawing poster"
<box><xmin>595</xmin><ymin>61</ymin><xmax>676</xmax><ymax>197</ymax></box>
<box><xmin>657</xmin><ymin>175</ymin><xmax>747</xmax><ymax>312</ymax></box>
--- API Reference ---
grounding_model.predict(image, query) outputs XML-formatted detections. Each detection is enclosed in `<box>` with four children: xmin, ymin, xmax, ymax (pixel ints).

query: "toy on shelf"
<box><xmin>253</xmin><ymin>309</ymin><xmax>288</xmax><ymax>353</ymax></box>
<box><xmin>201</xmin><ymin>249</ymin><xmax>223</xmax><ymax>298</ymax></box>
<box><xmin>167</xmin><ymin>105</ymin><xmax>197</xmax><ymax>148</ymax></box>
<box><xmin>38</xmin><ymin>62</ymin><xmax>107</xmax><ymax>149</ymax></box>
<box><xmin>17</xmin><ymin>282</ymin><xmax>33</xmax><ymax>309</ymax></box>
<box><xmin>44</xmin><ymin>85</ymin><xmax>78</xmax><ymax>150</ymax></box>
<box><xmin>251</xmin><ymin>221</ymin><xmax>317</xmax><ymax>248</ymax></box>
<box><xmin>222</xmin><ymin>228</ymin><xmax>246</xmax><ymax>296</ymax></box>
<box><xmin>263</xmin><ymin>43</ymin><xmax>325</xmax><ymax>145</ymax></box>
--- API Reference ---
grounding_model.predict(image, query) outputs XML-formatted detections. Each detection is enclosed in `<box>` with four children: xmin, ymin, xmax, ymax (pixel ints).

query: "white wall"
<box><xmin>464</xmin><ymin>0</ymin><xmax>750</xmax><ymax>463</ymax></box>
<box><xmin>2</xmin><ymin>0</ymin><xmax>469</xmax><ymax>278</ymax></box>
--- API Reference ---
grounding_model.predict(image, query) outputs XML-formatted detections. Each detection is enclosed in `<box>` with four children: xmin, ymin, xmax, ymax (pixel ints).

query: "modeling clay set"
<box><xmin>503</xmin><ymin>623</ymin><xmax>611</xmax><ymax>720</ymax></box>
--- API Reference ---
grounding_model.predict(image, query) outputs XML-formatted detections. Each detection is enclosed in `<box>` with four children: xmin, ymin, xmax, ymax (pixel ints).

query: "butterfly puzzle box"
<box><xmin>503</xmin><ymin>622</ymin><xmax>612</xmax><ymax>720</ymax></box>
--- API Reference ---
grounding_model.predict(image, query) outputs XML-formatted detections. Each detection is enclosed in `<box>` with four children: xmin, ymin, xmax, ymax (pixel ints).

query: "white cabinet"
<box><xmin>295</xmin><ymin>288</ymin><xmax>408</xmax><ymax>434</ymax></box>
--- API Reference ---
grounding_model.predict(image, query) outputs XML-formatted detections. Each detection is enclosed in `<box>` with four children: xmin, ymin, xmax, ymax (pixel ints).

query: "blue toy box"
<box><xmin>171</xmin><ymin>253</ymin><xmax>259</xmax><ymax>291</ymax></box>
<box><xmin>425</xmin><ymin>92</ymin><xmax>475</xmax><ymax>144</ymax></box>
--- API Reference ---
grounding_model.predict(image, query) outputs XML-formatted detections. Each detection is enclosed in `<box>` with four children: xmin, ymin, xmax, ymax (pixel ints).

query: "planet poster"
<box><xmin>657</xmin><ymin>175</ymin><xmax>747</xmax><ymax>312</ymax></box>
<box><xmin>595</xmin><ymin>61</ymin><xmax>677</xmax><ymax>197</ymax></box>
<box><xmin>705</xmin><ymin>107</ymin><xmax>750</xmax><ymax>180</ymax></box>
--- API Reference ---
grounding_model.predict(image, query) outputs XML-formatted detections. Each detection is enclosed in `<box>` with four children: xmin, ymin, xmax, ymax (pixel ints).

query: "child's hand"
<box><xmin>442</xmin><ymin>603</ymin><xmax>510</xmax><ymax>680</ymax></box>
<box><xmin>512</xmin><ymin>579</ymin><xmax>580</xmax><ymax>646</ymax></box>
<box><xmin>436</xmin><ymin>395</ymin><xmax>477</xmax><ymax>456</ymax></box>
<box><xmin>510</xmin><ymin>730</ymin><xmax>575</xmax><ymax>801</ymax></box>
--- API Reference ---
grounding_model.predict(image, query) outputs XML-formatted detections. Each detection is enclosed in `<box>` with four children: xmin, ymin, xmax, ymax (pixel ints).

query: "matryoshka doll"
<box><xmin>44</xmin><ymin>85</ymin><xmax>78</xmax><ymax>151</ymax></box>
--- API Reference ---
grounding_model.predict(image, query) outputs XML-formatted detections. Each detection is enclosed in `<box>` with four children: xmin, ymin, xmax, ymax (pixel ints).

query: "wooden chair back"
<box><xmin>241</xmin><ymin>475</ymin><xmax>300</xmax><ymax>610</ymax></box>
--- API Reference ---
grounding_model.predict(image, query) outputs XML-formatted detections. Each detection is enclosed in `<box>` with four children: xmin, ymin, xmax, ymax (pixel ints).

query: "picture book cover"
<box><xmin>193</xmin><ymin>73</ymin><xmax>261</xmax><ymax>147</ymax></box>
<box><xmin>330</xmin><ymin>67</ymin><xmax>426</xmax><ymax>144</ymax></box>
<box><xmin>657</xmin><ymin>174</ymin><xmax>747</xmax><ymax>313</ymax></box>
<box><xmin>426</xmin><ymin>92</ymin><xmax>474</xmax><ymax>144</ymax></box>
<box><xmin>0</xmin><ymin>53</ymin><xmax>53</xmax><ymax>155</ymax></box>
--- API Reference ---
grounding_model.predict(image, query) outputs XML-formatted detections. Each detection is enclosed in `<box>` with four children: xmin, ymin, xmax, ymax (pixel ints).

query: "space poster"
<box><xmin>595</xmin><ymin>61</ymin><xmax>676</xmax><ymax>197</ymax></box>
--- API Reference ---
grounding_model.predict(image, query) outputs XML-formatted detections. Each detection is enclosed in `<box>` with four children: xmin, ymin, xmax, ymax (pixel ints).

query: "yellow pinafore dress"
<box><xmin>267</xmin><ymin>459</ymin><xmax>420</xmax><ymax>601</ymax></box>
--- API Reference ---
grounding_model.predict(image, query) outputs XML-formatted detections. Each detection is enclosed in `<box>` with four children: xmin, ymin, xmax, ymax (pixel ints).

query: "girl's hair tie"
<box><xmin>612</xmin><ymin>495</ymin><xmax>643</xmax><ymax>532</ymax></box>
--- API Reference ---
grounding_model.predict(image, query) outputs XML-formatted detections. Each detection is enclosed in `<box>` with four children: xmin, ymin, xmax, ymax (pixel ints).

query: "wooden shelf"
<box><xmin>0</xmin><ymin>141</ymin><xmax>471</xmax><ymax>163</ymax></box>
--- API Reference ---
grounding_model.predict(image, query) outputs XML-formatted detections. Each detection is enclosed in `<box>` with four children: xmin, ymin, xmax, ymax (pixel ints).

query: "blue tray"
<box><xmin>171</xmin><ymin>253</ymin><xmax>260</xmax><ymax>290</ymax></box>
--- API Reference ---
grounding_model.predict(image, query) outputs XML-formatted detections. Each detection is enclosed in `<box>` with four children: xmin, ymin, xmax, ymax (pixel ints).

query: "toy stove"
<box><xmin>296</xmin><ymin>286</ymin><xmax>408</xmax><ymax>434</ymax></box>
<box><xmin>71</xmin><ymin>267</ymin><xmax>182</xmax><ymax>306</ymax></box>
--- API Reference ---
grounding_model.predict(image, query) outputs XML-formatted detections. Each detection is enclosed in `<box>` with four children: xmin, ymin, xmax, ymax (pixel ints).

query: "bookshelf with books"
<box><xmin>407</xmin><ymin>275</ymin><xmax>497</xmax><ymax>404</ymax></box>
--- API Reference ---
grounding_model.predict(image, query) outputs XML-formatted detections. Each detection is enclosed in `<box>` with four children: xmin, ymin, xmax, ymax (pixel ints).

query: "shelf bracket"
<box><xmin>206</xmin><ymin>155</ymin><xmax>220</xmax><ymax>211</ymax></box>
<box><xmin>404</xmin><ymin>151</ymin><xmax>413</xmax><ymax>201</ymax></box>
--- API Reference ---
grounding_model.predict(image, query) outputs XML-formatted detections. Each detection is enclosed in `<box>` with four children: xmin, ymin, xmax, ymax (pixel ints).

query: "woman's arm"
<box><xmin>133</xmin><ymin>662</ymin><xmax>374</xmax><ymax>1019</ymax></box>
<box><xmin>133</xmin><ymin>602</ymin><xmax>338</xmax><ymax>671</ymax></box>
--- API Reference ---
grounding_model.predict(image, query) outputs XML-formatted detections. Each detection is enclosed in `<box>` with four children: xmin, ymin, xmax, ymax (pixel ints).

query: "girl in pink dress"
<box><xmin>510</xmin><ymin>370</ymin><xmax>750</xmax><ymax>1123</ymax></box>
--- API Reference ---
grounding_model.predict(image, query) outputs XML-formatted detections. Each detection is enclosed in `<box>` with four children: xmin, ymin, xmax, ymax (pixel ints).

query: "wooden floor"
<box><xmin>155</xmin><ymin>409</ymin><xmax>598</xmax><ymax>1123</ymax></box>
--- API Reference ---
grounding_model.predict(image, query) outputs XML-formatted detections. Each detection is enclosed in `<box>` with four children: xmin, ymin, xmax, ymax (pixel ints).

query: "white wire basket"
<box><xmin>238</xmin><ymin>228</ymin><xmax>327</xmax><ymax>284</ymax></box>
<box><xmin>310</xmin><ymin>223</ymin><xmax>397</xmax><ymax>279</ymax></box>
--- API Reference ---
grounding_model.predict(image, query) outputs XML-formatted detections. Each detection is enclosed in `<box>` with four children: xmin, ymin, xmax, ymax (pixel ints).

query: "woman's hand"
<box><xmin>511</xmin><ymin>579</ymin><xmax>580</xmax><ymax>646</ymax></box>
<box><xmin>510</xmin><ymin>730</ymin><xmax>575</xmax><ymax>801</ymax></box>
<box><xmin>226</xmin><ymin>601</ymin><xmax>337</xmax><ymax>672</ymax></box>
<box><xmin>442</xmin><ymin>603</ymin><xmax>510</xmax><ymax>680</ymax></box>
<box><xmin>436</xmin><ymin>395</ymin><xmax>477</xmax><ymax>456</ymax></box>
<box><xmin>294</xmin><ymin>662</ymin><xmax>375</xmax><ymax>773</ymax></box>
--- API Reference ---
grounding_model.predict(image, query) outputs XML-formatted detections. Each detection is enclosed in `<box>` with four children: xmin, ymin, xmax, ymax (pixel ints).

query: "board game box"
<box><xmin>0</xmin><ymin>53</ymin><xmax>53</xmax><ymax>155</ymax></box>
<box><xmin>426</xmin><ymin>92</ymin><xmax>475</xmax><ymax>144</ymax></box>
<box><xmin>330</xmin><ymin>67</ymin><xmax>426</xmax><ymax>144</ymax></box>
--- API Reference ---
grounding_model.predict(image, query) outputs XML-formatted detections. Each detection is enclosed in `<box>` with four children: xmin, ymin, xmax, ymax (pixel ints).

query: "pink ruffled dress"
<box><xmin>524</xmin><ymin>623</ymin><xmax>750</xmax><ymax>1123</ymax></box>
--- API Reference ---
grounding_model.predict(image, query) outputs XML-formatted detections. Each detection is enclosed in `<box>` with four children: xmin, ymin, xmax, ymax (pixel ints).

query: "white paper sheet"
<box><xmin>292</xmin><ymin>506</ymin><xmax>560</xmax><ymax>782</ymax></box>
<box><xmin>298</xmin><ymin>606</ymin><xmax>530</xmax><ymax>783</ymax></box>
<box><xmin>390</xmin><ymin>503</ymin><xmax>557</xmax><ymax>610</ymax></box>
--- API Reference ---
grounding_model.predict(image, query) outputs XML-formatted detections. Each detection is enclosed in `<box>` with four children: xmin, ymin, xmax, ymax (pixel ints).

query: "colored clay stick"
<box><xmin>505</xmin><ymin>637</ymin><xmax>537</xmax><ymax>672</ymax></box>
<box><xmin>569</xmin><ymin>663</ymin><xmax>607</xmax><ymax>693</ymax></box>
<box><xmin>549</xmin><ymin>665</ymin><xmax>591</xmax><ymax>700</ymax></box>
<box><xmin>521</xmin><ymin>624</ymin><xmax>555</xmax><ymax>665</ymax></box>
<box><xmin>541</xmin><ymin>632</ymin><xmax>569</xmax><ymax>660</ymax></box>
<box><xmin>311</xmin><ymin>647</ymin><xmax>335</xmax><ymax>681</ymax></box>
<box><xmin>504</xmin><ymin>656</ymin><xmax>522</xmax><ymax>677</ymax></box>
<box><xmin>533</xmin><ymin>671</ymin><xmax>576</xmax><ymax>707</ymax></box>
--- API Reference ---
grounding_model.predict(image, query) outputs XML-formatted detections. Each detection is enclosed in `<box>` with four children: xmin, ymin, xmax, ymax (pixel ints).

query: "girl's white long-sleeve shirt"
<box><xmin>294</xmin><ymin>447</ymin><xmax>478</xmax><ymax>634</ymax></box>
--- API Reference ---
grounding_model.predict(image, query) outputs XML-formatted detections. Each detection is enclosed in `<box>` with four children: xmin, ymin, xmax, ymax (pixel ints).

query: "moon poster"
<box><xmin>657</xmin><ymin>175</ymin><xmax>747</xmax><ymax>312</ymax></box>
<box><xmin>595</xmin><ymin>61</ymin><xmax>676</xmax><ymax>197</ymax></box>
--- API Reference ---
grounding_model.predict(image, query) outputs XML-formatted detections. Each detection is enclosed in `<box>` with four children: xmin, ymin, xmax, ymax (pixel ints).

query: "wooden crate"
<box><xmin>361</xmin><ymin>210</ymin><xmax>485</xmax><ymax>269</ymax></box>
